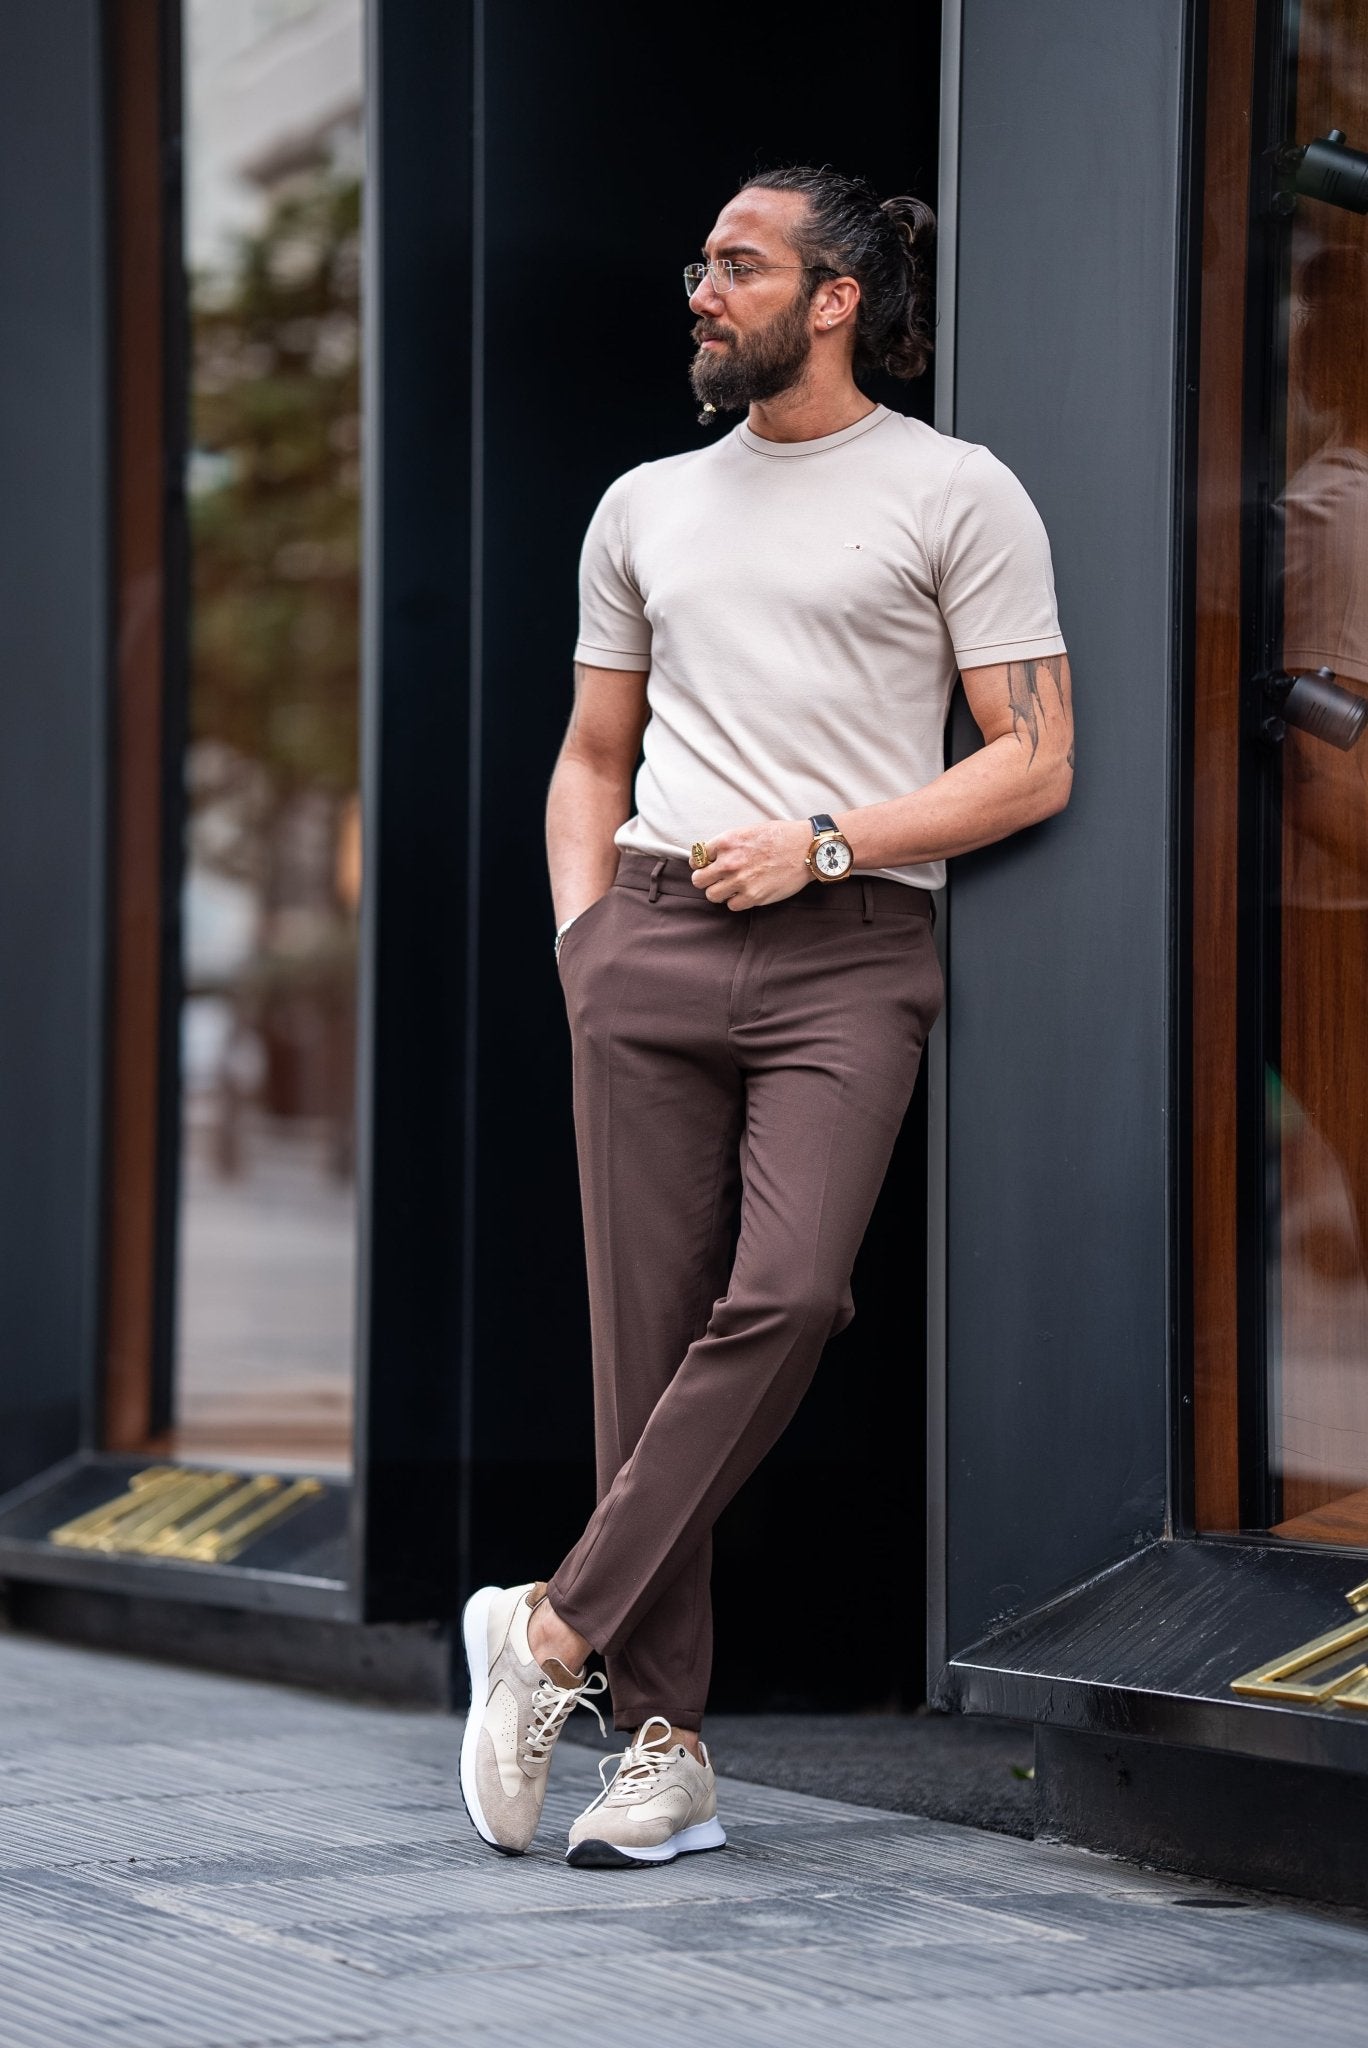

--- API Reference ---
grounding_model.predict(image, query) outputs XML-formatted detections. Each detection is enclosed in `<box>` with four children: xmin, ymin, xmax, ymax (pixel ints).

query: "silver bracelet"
<box><xmin>553</xmin><ymin>913</ymin><xmax>579</xmax><ymax>960</ymax></box>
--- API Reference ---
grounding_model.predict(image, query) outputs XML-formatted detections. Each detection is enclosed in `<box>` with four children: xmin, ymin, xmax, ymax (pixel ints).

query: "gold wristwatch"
<box><xmin>804</xmin><ymin>813</ymin><xmax>855</xmax><ymax>882</ymax></box>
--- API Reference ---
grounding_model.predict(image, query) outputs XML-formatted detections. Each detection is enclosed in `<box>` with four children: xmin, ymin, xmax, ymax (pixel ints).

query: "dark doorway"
<box><xmin>468</xmin><ymin>1</ymin><xmax>942</xmax><ymax>1710</ymax></box>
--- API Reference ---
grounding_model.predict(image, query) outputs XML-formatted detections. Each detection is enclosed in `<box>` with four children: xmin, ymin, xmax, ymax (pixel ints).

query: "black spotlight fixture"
<box><xmin>1276</xmin><ymin>130</ymin><xmax>1368</xmax><ymax>215</ymax></box>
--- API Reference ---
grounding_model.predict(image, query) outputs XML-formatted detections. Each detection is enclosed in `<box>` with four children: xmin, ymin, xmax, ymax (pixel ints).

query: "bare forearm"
<box><xmin>546</xmin><ymin>750</ymin><xmax>633</xmax><ymax>926</ymax></box>
<box><xmin>692</xmin><ymin>653</ymin><xmax>1074</xmax><ymax>912</ymax></box>
<box><xmin>835</xmin><ymin>733</ymin><xmax>1073</xmax><ymax>870</ymax></box>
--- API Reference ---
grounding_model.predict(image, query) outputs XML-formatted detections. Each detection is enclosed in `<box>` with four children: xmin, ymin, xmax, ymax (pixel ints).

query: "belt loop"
<box><xmin>860</xmin><ymin>878</ymin><xmax>874</xmax><ymax>924</ymax></box>
<box><xmin>647</xmin><ymin>857</ymin><xmax>666</xmax><ymax>904</ymax></box>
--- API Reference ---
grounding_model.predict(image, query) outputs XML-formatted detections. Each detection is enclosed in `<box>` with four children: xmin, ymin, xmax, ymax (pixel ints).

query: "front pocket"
<box><xmin>555</xmin><ymin>885</ymin><xmax>616</xmax><ymax>973</ymax></box>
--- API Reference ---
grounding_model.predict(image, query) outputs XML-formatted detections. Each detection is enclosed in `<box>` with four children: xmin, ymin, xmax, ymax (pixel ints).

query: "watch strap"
<box><xmin>810</xmin><ymin>813</ymin><xmax>838</xmax><ymax>835</ymax></box>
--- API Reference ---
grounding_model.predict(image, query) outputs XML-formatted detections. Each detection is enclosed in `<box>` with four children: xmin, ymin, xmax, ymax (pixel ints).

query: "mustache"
<box><xmin>692</xmin><ymin>321</ymin><xmax>736</xmax><ymax>345</ymax></box>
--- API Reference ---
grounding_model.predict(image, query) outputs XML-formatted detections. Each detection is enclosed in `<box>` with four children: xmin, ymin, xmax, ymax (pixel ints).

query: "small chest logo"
<box><xmin>843</xmin><ymin>540</ymin><xmax>864</xmax><ymax>551</ymax></box>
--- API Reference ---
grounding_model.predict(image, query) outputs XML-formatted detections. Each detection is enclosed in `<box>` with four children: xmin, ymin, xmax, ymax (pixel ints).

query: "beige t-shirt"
<box><xmin>574</xmin><ymin>403</ymin><xmax>1067</xmax><ymax>890</ymax></box>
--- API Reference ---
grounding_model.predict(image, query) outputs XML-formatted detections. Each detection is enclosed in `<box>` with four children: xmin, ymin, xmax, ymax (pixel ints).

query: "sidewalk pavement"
<box><xmin>564</xmin><ymin>1706</ymin><xmax>1038</xmax><ymax>1836</ymax></box>
<box><xmin>2</xmin><ymin>1631</ymin><xmax>1367</xmax><ymax>2048</ymax></box>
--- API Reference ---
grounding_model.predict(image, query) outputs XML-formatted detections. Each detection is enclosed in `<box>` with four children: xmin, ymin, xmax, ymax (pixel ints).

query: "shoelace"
<box><xmin>521</xmin><ymin>1667</ymin><xmax>608</xmax><ymax>1769</ymax></box>
<box><xmin>595</xmin><ymin>1712</ymin><xmax>679</xmax><ymax>1804</ymax></box>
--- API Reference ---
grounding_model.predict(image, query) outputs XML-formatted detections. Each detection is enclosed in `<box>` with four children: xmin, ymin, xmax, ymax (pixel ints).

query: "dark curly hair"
<box><xmin>741</xmin><ymin>164</ymin><xmax>936</xmax><ymax>382</ymax></box>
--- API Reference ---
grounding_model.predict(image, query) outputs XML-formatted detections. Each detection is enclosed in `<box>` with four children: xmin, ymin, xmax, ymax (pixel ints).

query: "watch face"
<box><xmin>815</xmin><ymin>836</ymin><xmax>853</xmax><ymax>878</ymax></box>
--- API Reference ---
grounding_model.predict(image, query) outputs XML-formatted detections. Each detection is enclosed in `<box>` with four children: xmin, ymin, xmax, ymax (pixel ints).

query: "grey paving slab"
<box><xmin>0</xmin><ymin>1630</ymin><xmax>1367</xmax><ymax>2047</ymax></box>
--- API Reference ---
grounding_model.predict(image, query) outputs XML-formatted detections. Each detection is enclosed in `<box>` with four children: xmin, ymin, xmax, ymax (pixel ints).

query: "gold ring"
<box><xmin>689</xmin><ymin>841</ymin><xmax>714</xmax><ymax>869</ymax></box>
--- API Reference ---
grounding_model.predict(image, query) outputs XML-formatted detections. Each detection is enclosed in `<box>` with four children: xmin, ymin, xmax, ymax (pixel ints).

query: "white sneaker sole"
<box><xmin>458</xmin><ymin>1583</ymin><xmax>506</xmax><ymax>1853</ymax></box>
<box><xmin>565</xmin><ymin>1817</ymin><xmax>727</xmax><ymax>1868</ymax></box>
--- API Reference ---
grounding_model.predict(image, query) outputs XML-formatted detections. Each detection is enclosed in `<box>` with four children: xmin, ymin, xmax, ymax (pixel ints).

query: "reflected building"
<box><xmin>176</xmin><ymin>0</ymin><xmax>363</xmax><ymax>1471</ymax></box>
<box><xmin>1273</xmin><ymin>225</ymin><xmax>1368</xmax><ymax>1512</ymax></box>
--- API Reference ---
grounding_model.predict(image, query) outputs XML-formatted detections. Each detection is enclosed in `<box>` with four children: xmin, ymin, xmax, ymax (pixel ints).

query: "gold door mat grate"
<box><xmin>48</xmin><ymin>1465</ymin><xmax>325</xmax><ymax>1564</ymax></box>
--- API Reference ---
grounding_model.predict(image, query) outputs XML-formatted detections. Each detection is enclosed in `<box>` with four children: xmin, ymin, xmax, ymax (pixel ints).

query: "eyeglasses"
<box><xmin>682</xmin><ymin>258</ymin><xmax>831</xmax><ymax>298</ymax></box>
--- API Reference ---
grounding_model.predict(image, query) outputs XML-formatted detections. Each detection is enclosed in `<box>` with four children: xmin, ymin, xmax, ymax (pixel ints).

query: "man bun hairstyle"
<box><xmin>741</xmin><ymin>164</ymin><xmax>936</xmax><ymax>382</ymax></box>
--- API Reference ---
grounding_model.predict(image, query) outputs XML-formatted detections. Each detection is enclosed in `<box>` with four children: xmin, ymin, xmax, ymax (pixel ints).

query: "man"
<box><xmin>459</xmin><ymin>164</ymin><xmax>1073</xmax><ymax>1868</ymax></box>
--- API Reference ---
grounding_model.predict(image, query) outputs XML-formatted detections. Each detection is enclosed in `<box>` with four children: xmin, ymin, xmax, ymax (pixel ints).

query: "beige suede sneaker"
<box><xmin>459</xmin><ymin>1581</ymin><xmax>607</xmax><ymax>1855</ymax></box>
<box><xmin>565</xmin><ymin>1714</ymin><xmax>727</xmax><ymax>1867</ymax></box>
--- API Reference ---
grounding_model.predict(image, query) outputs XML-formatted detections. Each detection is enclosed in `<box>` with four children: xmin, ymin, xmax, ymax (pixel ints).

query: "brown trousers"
<box><xmin>547</xmin><ymin>847</ymin><xmax>943</xmax><ymax>1731</ymax></box>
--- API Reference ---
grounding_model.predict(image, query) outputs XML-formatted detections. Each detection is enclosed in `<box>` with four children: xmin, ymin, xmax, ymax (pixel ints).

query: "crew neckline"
<box><xmin>736</xmin><ymin>403</ymin><xmax>891</xmax><ymax>458</ymax></box>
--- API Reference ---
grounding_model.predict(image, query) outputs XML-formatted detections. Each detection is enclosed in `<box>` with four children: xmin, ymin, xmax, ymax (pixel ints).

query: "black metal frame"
<box><xmin>150</xmin><ymin>0</ymin><xmax>190</xmax><ymax>1440</ymax></box>
<box><xmin>348</xmin><ymin>0</ymin><xmax>477</xmax><ymax>1624</ymax></box>
<box><xmin>86</xmin><ymin>0</ymin><xmax>118</xmax><ymax>1462</ymax></box>
<box><xmin>1234</xmin><ymin>0</ymin><xmax>1297</xmax><ymax>1531</ymax></box>
<box><xmin>1169</xmin><ymin>0</ymin><xmax>1211</xmax><ymax>1543</ymax></box>
<box><xmin>94</xmin><ymin>0</ymin><xmax>355</xmax><ymax>1609</ymax></box>
<box><xmin>0</xmin><ymin>0</ymin><xmax>484</xmax><ymax>1626</ymax></box>
<box><xmin>87</xmin><ymin>0</ymin><xmax>187</xmax><ymax>1453</ymax></box>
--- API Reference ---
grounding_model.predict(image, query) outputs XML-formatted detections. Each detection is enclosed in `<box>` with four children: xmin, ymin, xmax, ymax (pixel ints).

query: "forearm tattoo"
<box><xmin>1006</xmin><ymin>654</ymin><xmax>1068</xmax><ymax>766</ymax></box>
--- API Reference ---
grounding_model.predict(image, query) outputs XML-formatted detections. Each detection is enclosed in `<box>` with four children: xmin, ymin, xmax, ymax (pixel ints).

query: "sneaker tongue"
<box><xmin>540</xmin><ymin>1655</ymin><xmax>585</xmax><ymax>1689</ymax></box>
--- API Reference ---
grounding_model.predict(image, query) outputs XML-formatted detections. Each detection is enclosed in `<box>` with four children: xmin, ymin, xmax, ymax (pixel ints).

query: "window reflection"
<box><xmin>173</xmin><ymin>0</ymin><xmax>363</xmax><ymax>1470</ymax></box>
<box><xmin>1268</xmin><ymin>2</ymin><xmax>1368</xmax><ymax>1538</ymax></box>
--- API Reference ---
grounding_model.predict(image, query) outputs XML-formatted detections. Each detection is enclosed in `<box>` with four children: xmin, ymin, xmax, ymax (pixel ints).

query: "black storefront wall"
<box><xmin>0</xmin><ymin>0</ymin><xmax>472</xmax><ymax>1657</ymax></box>
<box><xmin>0</xmin><ymin>6</ymin><xmax>106</xmax><ymax>1503</ymax></box>
<box><xmin>934</xmin><ymin>0</ymin><xmax>1368</xmax><ymax>1905</ymax></box>
<box><xmin>0</xmin><ymin>0</ymin><xmax>944</xmax><ymax>1710</ymax></box>
<box><xmin>937</xmin><ymin>0</ymin><xmax>1177</xmax><ymax>1661</ymax></box>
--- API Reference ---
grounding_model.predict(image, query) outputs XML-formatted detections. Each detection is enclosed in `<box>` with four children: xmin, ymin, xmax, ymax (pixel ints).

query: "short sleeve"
<box><xmin>934</xmin><ymin>446</ymin><xmax>1067</xmax><ymax>669</ymax></box>
<box><xmin>573</xmin><ymin>470</ymin><xmax>652</xmax><ymax>672</ymax></box>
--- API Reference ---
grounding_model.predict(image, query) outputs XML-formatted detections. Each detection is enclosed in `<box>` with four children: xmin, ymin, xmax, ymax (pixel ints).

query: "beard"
<box><xmin>689</xmin><ymin>290</ymin><xmax>814</xmax><ymax>419</ymax></box>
